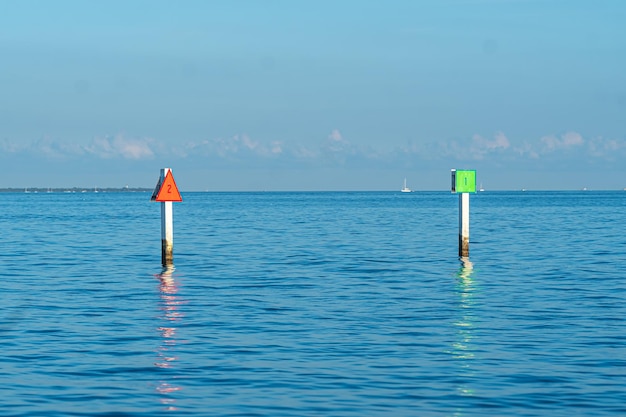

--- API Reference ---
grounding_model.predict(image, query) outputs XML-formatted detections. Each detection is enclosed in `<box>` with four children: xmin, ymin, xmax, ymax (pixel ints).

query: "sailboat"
<box><xmin>401</xmin><ymin>178</ymin><xmax>411</xmax><ymax>193</ymax></box>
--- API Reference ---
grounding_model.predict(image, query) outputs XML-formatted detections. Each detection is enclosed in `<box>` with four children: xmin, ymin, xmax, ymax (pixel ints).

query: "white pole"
<box><xmin>459</xmin><ymin>192</ymin><xmax>470</xmax><ymax>257</ymax></box>
<box><xmin>161</xmin><ymin>169</ymin><xmax>174</xmax><ymax>267</ymax></box>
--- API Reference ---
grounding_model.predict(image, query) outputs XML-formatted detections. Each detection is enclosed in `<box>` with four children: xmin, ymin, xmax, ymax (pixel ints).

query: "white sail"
<box><xmin>401</xmin><ymin>178</ymin><xmax>411</xmax><ymax>193</ymax></box>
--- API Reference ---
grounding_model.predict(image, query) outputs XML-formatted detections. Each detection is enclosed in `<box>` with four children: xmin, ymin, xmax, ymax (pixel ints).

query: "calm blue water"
<box><xmin>2</xmin><ymin>191</ymin><xmax>625</xmax><ymax>416</ymax></box>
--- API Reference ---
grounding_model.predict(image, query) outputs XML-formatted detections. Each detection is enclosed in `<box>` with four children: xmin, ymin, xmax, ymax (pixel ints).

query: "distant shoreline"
<box><xmin>2</xmin><ymin>188</ymin><xmax>625</xmax><ymax>193</ymax></box>
<box><xmin>0</xmin><ymin>187</ymin><xmax>152</xmax><ymax>193</ymax></box>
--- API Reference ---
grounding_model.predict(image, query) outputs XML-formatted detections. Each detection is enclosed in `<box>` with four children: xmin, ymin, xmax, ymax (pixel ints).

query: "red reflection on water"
<box><xmin>155</xmin><ymin>267</ymin><xmax>184</xmax><ymax>410</ymax></box>
<box><xmin>157</xmin><ymin>382</ymin><xmax>182</xmax><ymax>393</ymax></box>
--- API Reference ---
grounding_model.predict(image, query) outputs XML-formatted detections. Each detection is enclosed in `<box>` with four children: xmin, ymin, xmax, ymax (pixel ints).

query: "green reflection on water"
<box><xmin>450</xmin><ymin>257</ymin><xmax>477</xmax><ymax>417</ymax></box>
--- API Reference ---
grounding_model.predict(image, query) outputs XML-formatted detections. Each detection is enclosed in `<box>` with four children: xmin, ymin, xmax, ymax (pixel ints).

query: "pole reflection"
<box><xmin>451</xmin><ymin>256</ymin><xmax>476</xmax><ymax>416</ymax></box>
<box><xmin>155</xmin><ymin>266</ymin><xmax>184</xmax><ymax>411</ymax></box>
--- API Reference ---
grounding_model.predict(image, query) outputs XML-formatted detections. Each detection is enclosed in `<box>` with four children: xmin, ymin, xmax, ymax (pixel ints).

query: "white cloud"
<box><xmin>540</xmin><ymin>131</ymin><xmax>584</xmax><ymax>152</ymax></box>
<box><xmin>470</xmin><ymin>131</ymin><xmax>510</xmax><ymax>159</ymax></box>
<box><xmin>3</xmin><ymin>130</ymin><xmax>624</xmax><ymax>174</ymax></box>
<box><xmin>1</xmin><ymin>137</ymin><xmax>85</xmax><ymax>158</ymax></box>
<box><xmin>182</xmin><ymin>134</ymin><xmax>285</xmax><ymax>159</ymax></box>
<box><xmin>31</xmin><ymin>137</ymin><xmax>85</xmax><ymax>158</ymax></box>
<box><xmin>509</xmin><ymin>132</ymin><xmax>626</xmax><ymax>166</ymax></box>
<box><xmin>0</xmin><ymin>139</ymin><xmax>23</xmax><ymax>153</ymax></box>
<box><xmin>85</xmin><ymin>134</ymin><xmax>155</xmax><ymax>159</ymax></box>
<box><xmin>328</xmin><ymin>129</ymin><xmax>343</xmax><ymax>142</ymax></box>
<box><xmin>322</xmin><ymin>129</ymin><xmax>349</xmax><ymax>155</ymax></box>
<box><xmin>270</xmin><ymin>141</ymin><xmax>283</xmax><ymax>154</ymax></box>
<box><xmin>587</xmin><ymin>136</ymin><xmax>626</xmax><ymax>159</ymax></box>
<box><xmin>2</xmin><ymin>134</ymin><xmax>156</xmax><ymax>160</ymax></box>
<box><xmin>441</xmin><ymin>131</ymin><xmax>511</xmax><ymax>160</ymax></box>
<box><xmin>513</xmin><ymin>141</ymin><xmax>539</xmax><ymax>159</ymax></box>
<box><xmin>292</xmin><ymin>144</ymin><xmax>318</xmax><ymax>159</ymax></box>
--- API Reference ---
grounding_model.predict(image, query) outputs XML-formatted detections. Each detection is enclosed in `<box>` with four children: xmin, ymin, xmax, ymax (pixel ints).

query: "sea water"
<box><xmin>1</xmin><ymin>191</ymin><xmax>625</xmax><ymax>416</ymax></box>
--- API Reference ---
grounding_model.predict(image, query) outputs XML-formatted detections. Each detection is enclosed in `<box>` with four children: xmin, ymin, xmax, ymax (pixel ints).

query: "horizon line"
<box><xmin>3</xmin><ymin>187</ymin><xmax>625</xmax><ymax>193</ymax></box>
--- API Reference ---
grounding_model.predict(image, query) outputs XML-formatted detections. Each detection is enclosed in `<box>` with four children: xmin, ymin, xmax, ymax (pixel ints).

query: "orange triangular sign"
<box><xmin>155</xmin><ymin>170</ymin><xmax>182</xmax><ymax>202</ymax></box>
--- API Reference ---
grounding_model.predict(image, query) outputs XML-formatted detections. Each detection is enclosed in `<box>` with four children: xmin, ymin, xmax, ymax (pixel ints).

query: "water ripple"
<box><xmin>1</xmin><ymin>191</ymin><xmax>625</xmax><ymax>416</ymax></box>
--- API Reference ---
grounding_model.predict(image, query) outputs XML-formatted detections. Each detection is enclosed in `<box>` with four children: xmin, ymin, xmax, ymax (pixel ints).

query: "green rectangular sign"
<box><xmin>452</xmin><ymin>169</ymin><xmax>476</xmax><ymax>193</ymax></box>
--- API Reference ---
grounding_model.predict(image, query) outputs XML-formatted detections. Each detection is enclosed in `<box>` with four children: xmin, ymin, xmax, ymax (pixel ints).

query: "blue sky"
<box><xmin>1</xmin><ymin>0</ymin><xmax>625</xmax><ymax>191</ymax></box>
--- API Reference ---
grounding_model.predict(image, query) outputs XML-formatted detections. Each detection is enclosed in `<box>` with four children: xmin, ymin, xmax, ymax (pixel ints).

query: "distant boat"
<box><xmin>401</xmin><ymin>178</ymin><xmax>411</xmax><ymax>193</ymax></box>
<box><xmin>479</xmin><ymin>183</ymin><xmax>485</xmax><ymax>192</ymax></box>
